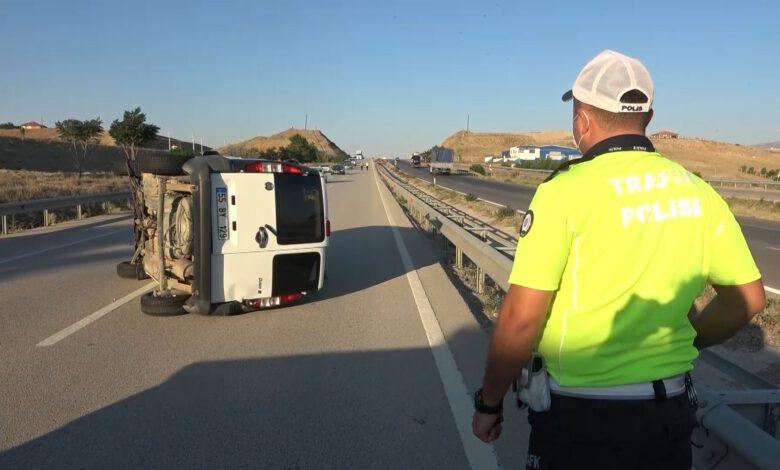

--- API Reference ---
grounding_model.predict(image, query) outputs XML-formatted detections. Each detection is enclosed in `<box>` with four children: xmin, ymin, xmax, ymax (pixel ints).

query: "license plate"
<box><xmin>215</xmin><ymin>187</ymin><xmax>229</xmax><ymax>240</ymax></box>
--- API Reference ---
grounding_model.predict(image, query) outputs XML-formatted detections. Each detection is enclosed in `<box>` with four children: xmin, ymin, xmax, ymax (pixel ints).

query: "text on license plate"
<box><xmin>216</xmin><ymin>187</ymin><xmax>229</xmax><ymax>240</ymax></box>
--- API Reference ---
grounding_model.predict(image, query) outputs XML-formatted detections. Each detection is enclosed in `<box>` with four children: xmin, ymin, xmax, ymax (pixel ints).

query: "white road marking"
<box><xmin>766</xmin><ymin>286</ymin><xmax>780</xmax><ymax>296</ymax></box>
<box><xmin>373</xmin><ymin>165</ymin><xmax>500</xmax><ymax>470</ymax></box>
<box><xmin>768</xmin><ymin>246</ymin><xmax>780</xmax><ymax>252</ymax></box>
<box><xmin>0</xmin><ymin>228</ymin><xmax>128</xmax><ymax>265</ymax></box>
<box><xmin>37</xmin><ymin>282</ymin><xmax>155</xmax><ymax>347</ymax></box>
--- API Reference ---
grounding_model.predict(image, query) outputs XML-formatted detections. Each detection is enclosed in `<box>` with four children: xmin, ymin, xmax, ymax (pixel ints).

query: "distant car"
<box><xmin>332</xmin><ymin>164</ymin><xmax>346</xmax><ymax>175</ymax></box>
<box><xmin>320</xmin><ymin>165</ymin><xmax>331</xmax><ymax>173</ymax></box>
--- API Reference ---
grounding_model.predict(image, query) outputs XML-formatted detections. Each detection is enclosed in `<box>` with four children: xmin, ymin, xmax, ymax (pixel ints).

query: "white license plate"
<box><xmin>216</xmin><ymin>187</ymin><xmax>229</xmax><ymax>240</ymax></box>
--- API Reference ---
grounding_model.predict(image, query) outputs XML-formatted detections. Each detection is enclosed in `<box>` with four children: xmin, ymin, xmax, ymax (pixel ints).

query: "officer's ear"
<box><xmin>645</xmin><ymin>109</ymin><xmax>654</xmax><ymax>129</ymax></box>
<box><xmin>577</xmin><ymin>110</ymin><xmax>591</xmax><ymax>136</ymax></box>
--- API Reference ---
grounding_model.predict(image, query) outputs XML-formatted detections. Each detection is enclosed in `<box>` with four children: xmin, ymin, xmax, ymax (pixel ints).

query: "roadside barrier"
<box><xmin>377</xmin><ymin>161</ymin><xmax>780</xmax><ymax>470</ymax></box>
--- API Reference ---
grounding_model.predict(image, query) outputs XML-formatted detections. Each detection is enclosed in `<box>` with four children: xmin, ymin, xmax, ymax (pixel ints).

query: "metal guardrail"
<box><xmin>452</xmin><ymin>162</ymin><xmax>780</xmax><ymax>189</ymax></box>
<box><xmin>377</xmin><ymin>161</ymin><xmax>780</xmax><ymax>470</ymax></box>
<box><xmin>0</xmin><ymin>191</ymin><xmax>131</xmax><ymax>234</ymax></box>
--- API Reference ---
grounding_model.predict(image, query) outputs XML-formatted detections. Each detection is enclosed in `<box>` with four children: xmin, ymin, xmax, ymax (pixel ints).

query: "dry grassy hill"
<box><xmin>0</xmin><ymin>129</ymin><xmax>207</xmax><ymax>173</ymax></box>
<box><xmin>220</xmin><ymin>128</ymin><xmax>347</xmax><ymax>158</ymax></box>
<box><xmin>439</xmin><ymin>129</ymin><xmax>780</xmax><ymax>179</ymax></box>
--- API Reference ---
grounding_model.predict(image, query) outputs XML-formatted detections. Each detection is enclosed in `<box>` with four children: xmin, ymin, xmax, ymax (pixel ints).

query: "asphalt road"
<box><xmin>398</xmin><ymin>161</ymin><xmax>780</xmax><ymax>296</ymax></box>
<box><xmin>0</xmin><ymin>165</ymin><xmax>768</xmax><ymax>469</ymax></box>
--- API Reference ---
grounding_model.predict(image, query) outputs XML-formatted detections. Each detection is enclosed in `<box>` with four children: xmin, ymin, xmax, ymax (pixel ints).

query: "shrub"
<box><xmin>465</xmin><ymin>193</ymin><xmax>478</xmax><ymax>202</ymax></box>
<box><xmin>496</xmin><ymin>206</ymin><xmax>515</xmax><ymax>218</ymax></box>
<box><xmin>470</xmin><ymin>164</ymin><xmax>486</xmax><ymax>175</ymax></box>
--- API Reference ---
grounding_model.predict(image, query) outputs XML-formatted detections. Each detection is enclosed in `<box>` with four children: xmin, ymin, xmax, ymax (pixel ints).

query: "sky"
<box><xmin>1</xmin><ymin>0</ymin><xmax>778</xmax><ymax>156</ymax></box>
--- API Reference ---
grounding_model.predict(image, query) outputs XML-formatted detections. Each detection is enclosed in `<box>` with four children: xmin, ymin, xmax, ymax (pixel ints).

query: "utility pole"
<box><xmin>168</xmin><ymin>135</ymin><xmax>171</xmax><ymax>151</ymax></box>
<box><xmin>305</xmin><ymin>114</ymin><xmax>308</xmax><ymax>130</ymax></box>
<box><xmin>200</xmin><ymin>137</ymin><xmax>203</xmax><ymax>155</ymax></box>
<box><xmin>466</xmin><ymin>113</ymin><xmax>470</xmax><ymax>133</ymax></box>
<box><xmin>192</xmin><ymin>132</ymin><xmax>195</xmax><ymax>153</ymax></box>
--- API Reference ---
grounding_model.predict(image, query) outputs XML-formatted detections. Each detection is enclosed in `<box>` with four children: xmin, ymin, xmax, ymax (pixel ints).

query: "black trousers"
<box><xmin>526</xmin><ymin>393</ymin><xmax>696</xmax><ymax>470</ymax></box>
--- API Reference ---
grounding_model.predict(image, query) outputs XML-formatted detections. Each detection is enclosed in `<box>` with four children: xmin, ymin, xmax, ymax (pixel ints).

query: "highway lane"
<box><xmin>0</xmin><ymin>168</ymin><xmax>530</xmax><ymax>469</ymax></box>
<box><xmin>398</xmin><ymin>161</ymin><xmax>780</xmax><ymax>295</ymax></box>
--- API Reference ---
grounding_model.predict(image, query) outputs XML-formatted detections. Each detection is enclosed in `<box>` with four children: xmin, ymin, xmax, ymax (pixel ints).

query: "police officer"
<box><xmin>472</xmin><ymin>50</ymin><xmax>766</xmax><ymax>469</ymax></box>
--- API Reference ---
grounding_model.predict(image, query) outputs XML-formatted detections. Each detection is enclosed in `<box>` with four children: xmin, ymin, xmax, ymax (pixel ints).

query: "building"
<box><xmin>506</xmin><ymin>144</ymin><xmax>581</xmax><ymax>162</ymax></box>
<box><xmin>650</xmin><ymin>130</ymin><xmax>679</xmax><ymax>139</ymax></box>
<box><xmin>20</xmin><ymin>121</ymin><xmax>46</xmax><ymax>130</ymax></box>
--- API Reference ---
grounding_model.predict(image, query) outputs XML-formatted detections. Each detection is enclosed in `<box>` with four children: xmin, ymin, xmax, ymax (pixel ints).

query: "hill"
<box><xmin>755</xmin><ymin>141</ymin><xmax>780</xmax><ymax>149</ymax></box>
<box><xmin>0</xmin><ymin>129</ymin><xmax>208</xmax><ymax>173</ymax></box>
<box><xmin>440</xmin><ymin>130</ymin><xmax>574</xmax><ymax>161</ymax></box>
<box><xmin>439</xmin><ymin>130</ymin><xmax>780</xmax><ymax>179</ymax></box>
<box><xmin>219</xmin><ymin>128</ymin><xmax>347</xmax><ymax>159</ymax></box>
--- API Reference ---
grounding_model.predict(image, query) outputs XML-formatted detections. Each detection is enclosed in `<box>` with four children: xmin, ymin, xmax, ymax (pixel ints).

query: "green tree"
<box><xmin>55</xmin><ymin>118</ymin><xmax>103</xmax><ymax>175</ymax></box>
<box><xmin>748</xmin><ymin>166</ymin><xmax>755</xmax><ymax>174</ymax></box>
<box><xmin>109</xmin><ymin>107</ymin><xmax>160</xmax><ymax>163</ymax></box>
<box><xmin>760</xmin><ymin>167</ymin><xmax>767</xmax><ymax>177</ymax></box>
<box><xmin>0</xmin><ymin>122</ymin><xmax>17</xmax><ymax>129</ymax></box>
<box><xmin>740</xmin><ymin>165</ymin><xmax>747</xmax><ymax>173</ymax></box>
<box><xmin>285</xmin><ymin>134</ymin><xmax>318</xmax><ymax>162</ymax></box>
<box><xmin>109</xmin><ymin>107</ymin><xmax>159</xmax><ymax>256</ymax></box>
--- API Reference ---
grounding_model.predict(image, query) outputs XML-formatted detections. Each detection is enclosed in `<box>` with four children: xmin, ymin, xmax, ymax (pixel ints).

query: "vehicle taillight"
<box><xmin>325</xmin><ymin>219</ymin><xmax>331</xmax><ymax>237</ymax></box>
<box><xmin>243</xmin><ymin>162</ymin><xmax>304</xmax><ymax>174</ymax></box>
<box><xmin>245</xmin><ymin>293</ymin><xmax>303</xmax><ymax>309</ymax></box>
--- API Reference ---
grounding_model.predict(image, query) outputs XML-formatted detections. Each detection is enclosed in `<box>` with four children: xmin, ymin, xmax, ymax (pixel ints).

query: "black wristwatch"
<box><xmin>474</xmin><ymin>388</ymin><xmax>503</xmax><ymax>415</ymax></box>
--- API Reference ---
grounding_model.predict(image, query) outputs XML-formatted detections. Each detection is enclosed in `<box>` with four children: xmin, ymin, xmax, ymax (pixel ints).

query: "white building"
<box><xmin>509</xmin><ymin>146</ymin><xmax>541</xmax><ymax>161</ymax></box>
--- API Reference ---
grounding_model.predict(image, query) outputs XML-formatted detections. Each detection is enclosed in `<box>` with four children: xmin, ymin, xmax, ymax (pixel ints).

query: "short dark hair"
<box><xmin>575</xmin><ymin>89</ymin><xmax>652</xmax><ymax>131</ymax></box>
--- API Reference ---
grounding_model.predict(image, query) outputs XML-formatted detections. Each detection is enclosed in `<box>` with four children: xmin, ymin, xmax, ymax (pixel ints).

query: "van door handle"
<box><xmin>255</xmin><ymin>227</ymin><xmax>269</xmax><ymax>248</ymax></box>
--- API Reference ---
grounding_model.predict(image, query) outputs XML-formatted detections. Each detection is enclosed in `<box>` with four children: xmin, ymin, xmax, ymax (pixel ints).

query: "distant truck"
<box><xmin>429</xmin><ymin>147</ymin><xmax>454</xmax><ymax>175</ymax></box>
<box><xmin>355</xmin><ymin>150</ymin><xmax>364</xmax><ymax>160</ymax></box>
<box><xmin>411</xmin><ymin>152</ymin><xmax>421</xmax><ymax>167</ymax></box>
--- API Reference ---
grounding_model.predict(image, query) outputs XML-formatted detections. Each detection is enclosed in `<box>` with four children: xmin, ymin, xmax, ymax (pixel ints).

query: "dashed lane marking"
<box><xmin>37</xmin><ymin>282</ymin><xmax>155</xmax><ymax>347</ymax></box>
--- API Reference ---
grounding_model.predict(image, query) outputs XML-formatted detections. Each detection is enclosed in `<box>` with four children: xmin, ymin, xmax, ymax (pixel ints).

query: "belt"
<box><xmin>549</xmin><ymin>375</ymin><xmax>686</xmax><ymax>400</ymax></box>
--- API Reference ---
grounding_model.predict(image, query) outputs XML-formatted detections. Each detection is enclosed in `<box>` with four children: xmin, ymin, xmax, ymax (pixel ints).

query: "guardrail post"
<box><xmin>455</xmin><ymin>246</ymin><xmax>463</xmax><ymax>269</ymax></box>
<box><xmin>76</xmin><ymin>204</ymin><xmax>82</xmax><ymax>220</ymax></box>
<box><xmin>43</xmin><ymin>209</ymin><xmax>49</xmax><ymax>227</ymax></box>
<box><xmin>2</xmin><ymin>215</ymin><xmax>7</xmax><ymax>235</ymax></box>
<box><xmin>476</xmin><ymin>266</ymin><xmax>485</xmax><ymax>294</ymax></box>
<box><xmin>103</xmin><ymin>201</ymin><xmax>109</xmax><ymax>213</ymax></box>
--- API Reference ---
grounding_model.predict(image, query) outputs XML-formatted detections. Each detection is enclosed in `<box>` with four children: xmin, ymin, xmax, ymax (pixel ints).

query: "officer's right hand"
<box><xmin>472</xmin><ymin>411</ymin><xmax>503</xmax><ymax>443</ymax></box>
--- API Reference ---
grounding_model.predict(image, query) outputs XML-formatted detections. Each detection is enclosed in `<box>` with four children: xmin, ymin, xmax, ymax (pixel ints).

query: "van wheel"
<box><xmin>137</xmin><ymin>153</ymin><xmax>191</xmax><ymax>176</ymax></box>
<box><xmin>140</xmin><ymin>292</ymin><xmax>189</xmax><ymax>316</ymax></box>
<box><xmin>116</xmin><ymin>261</ymin><xmax>150</xmax><ymax>280</ymax></box>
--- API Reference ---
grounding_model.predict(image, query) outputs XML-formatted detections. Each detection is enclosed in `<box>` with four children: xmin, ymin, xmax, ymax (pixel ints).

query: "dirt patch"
<box><xmin>220</xmin><ymin>127</ymin><xmax>347</xmax><ymax>159</ymax></box>
<box><xmin>0</xmin><ymin>169</ymin><xmax>127</xmax><ymax>203</ymax></box>
<box><xmin>724</xmin><ymin>197</ymin><xmax>780</xmax><ymax>221</ymax></box>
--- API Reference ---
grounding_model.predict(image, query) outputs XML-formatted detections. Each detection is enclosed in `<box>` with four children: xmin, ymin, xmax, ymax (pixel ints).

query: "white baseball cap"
<box><xmin>562</xmin><ymin>50</ymin><xmax>653</xmax><ymax>113</ymax></box>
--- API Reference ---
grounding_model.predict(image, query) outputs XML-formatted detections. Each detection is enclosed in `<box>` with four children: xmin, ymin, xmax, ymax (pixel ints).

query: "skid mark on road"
<box><xmin>0</xmin><ymin>228</ymin><xmax>128</xmax><ymax>265</ymax></box>
<box><xmin>37</xmin><ymin>282</ymin><xmax>155</xmax><ymax>347</ymax></box>
<box><xmin>373</xmin><ymin>165</ymin><xmax>500</xmax><ymax>470</ymax></box>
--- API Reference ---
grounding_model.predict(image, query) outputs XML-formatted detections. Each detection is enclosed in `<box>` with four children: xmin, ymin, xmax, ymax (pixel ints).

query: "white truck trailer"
<box><xmin>429</xmin><ymin>147</ymin><xmax>454</xmax><ymax>175</ymax></box>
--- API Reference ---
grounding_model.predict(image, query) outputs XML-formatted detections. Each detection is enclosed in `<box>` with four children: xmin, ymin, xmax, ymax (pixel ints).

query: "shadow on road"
<box><xmin>306</xmin><ymin>225</ymin><xmax>439</xmax><ymax>303</ymax></box>
<box><xmin>0</xmin><ymin>330</ymin><xmax>485</xmax><ymax>469</ymax></box>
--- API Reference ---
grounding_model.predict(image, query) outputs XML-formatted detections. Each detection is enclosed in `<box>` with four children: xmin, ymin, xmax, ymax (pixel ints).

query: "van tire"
<box><xmin>137</xmin><ymin>153</ymin><xmax>191</xmax><ymax>176</ymax></box>
<box><xmin>116</xmin><ymin>261</ymin><xmax>150</xmax><ymax>280</ymax></box>
<box><xmin>140</xmin><ymin>292</ymin><xmax>189</xmax><ymax>316</ymax></box>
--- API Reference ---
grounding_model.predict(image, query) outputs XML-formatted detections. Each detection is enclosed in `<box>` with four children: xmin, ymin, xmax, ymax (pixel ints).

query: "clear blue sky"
<box><xmin>1</xmin><ymin>0</ymin><xmax>778</xmax><ymax>156</ymax></box>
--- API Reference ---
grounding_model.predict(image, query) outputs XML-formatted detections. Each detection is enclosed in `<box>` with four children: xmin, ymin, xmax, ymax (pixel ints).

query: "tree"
<box><xmin>760</xmin><ymin>167</ymin><xmax>767</xmax><ymax>177</ymax></box>
<box><xmin>108</xmin><ymin>107</ymin><xmax>159</xmax><ymax>260</ymax></box>
<box><xmin>286</xmin><ymin>134</ymin><xmax>318</xmax><ymax>162</ymax></box>
<box><xmin>108</xmin><ymin>107</ymin><xmax>160</xmax><ymax>163</ymax></box>
<box><xmin>55</xmin><ymin>118</ymin><xmax>103</xmax><ymax>175</ymax></box>
<box><xmin>748</xmin><ymin>166</ymin><xmax>755</xmax><ymax>175</ymax></box>
<box><xmin>740</xmin><ymin>165</ymin><xmax>747</xmax><ymax>173</ymax></box>
<box><xmin>0</xmin><ymin>122</ymin><xmax>17</xmax><ymax>129</ymax></box>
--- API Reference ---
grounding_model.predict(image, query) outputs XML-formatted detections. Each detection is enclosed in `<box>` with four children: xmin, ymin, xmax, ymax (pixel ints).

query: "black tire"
<box><xmin>140</xmin><ymin>292</ymin><xmax>190</xmax><ymax>316</ymax></box>
<box><xmin>137</xmin><ymin>153</ymin><xmax>191</xmax><ymax>176</ymax></box>
<box><xmin>116</xmin><ymin>261</ymin><xmax>150</xmax><ymax>280</ymax></box>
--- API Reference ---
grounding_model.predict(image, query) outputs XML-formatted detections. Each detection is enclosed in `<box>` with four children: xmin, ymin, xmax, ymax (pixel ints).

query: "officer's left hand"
<box><xmin>472</xmin><ymin>411</ymin><xmax>503</xmax><ymax>442</ymax></box>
